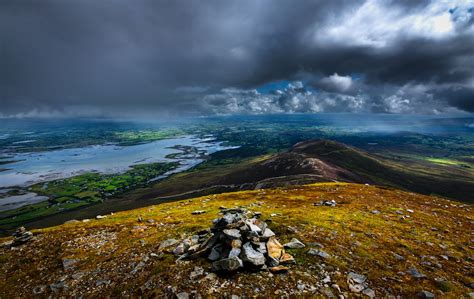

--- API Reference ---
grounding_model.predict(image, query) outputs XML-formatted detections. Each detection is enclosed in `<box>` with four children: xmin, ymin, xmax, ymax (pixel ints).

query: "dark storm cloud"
<box><xmin>0</xmin><ymin>0</ymin><xmax>473</xmax><ymax>117</ymax></box>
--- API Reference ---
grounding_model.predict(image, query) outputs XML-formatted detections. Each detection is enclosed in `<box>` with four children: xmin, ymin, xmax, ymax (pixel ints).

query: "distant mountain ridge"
<box><xmin>149</xmin><ymin>139</ymin><xmax>474</xmax><ymax>202</ymax></box>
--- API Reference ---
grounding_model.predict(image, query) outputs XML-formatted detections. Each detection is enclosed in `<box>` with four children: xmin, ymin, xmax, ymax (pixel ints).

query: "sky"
<box><xmin>1</xmin><ymin>0</ymin><xmax>473</xmax><ymax>118</ymax></box>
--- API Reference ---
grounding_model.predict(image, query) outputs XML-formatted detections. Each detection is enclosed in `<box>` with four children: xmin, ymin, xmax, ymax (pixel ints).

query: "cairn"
<box><xmin>12</xmin><ymin>226</ymin><xmax>33</xmax><ymax>247</ymax></box>
<box><xmin>161</xmin><ymin>208</ymin><xmax>298</xmax><ymax>273</ymax></box>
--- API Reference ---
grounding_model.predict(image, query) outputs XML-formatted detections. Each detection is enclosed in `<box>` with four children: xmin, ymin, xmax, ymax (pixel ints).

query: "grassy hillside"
<box><xmin>145</xmin><ymin>140</ymin><xmax>474</xmax><ymax>203</ymax></box>
<box><xmin>0</xmin><ymin>183</ymin><xmax>472</xmax><ymax>297</ymax></box>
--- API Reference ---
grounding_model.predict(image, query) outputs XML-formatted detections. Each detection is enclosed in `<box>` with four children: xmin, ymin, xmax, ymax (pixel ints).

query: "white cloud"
<box><xmin>312</xmin><ymin>0</ymin><xmax>472</xmax><ymax>48</ymax></box>
<box><xmin>320</xmin><ymin>73</ymin><xmax>353</xmax><ymax>92</ymax></box>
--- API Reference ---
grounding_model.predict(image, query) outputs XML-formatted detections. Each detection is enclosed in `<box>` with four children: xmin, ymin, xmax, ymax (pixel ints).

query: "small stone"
<box><xmin>392</xmin><ymin>252</ymin><xmax>405</xmax><ymax>261</ymax></box>
<box><xmin>307</xmin><ymin>248</ymin><xmax>330</xmax><ymax>258</ymax></box>
<box><xmin>284</xmin><ymin>238</ymin><xmax>305</xmax><ymax>249</ymax></box>
<box><xmin>269</xmin><ymin>265</ymin><xmax>289</xmax><ymax>273</ymax></box>
<box><xmin>62</xmin><ymin>258</ymin><xmax>79</xmax><ymax>271</ymax></box>
<box><xmin>240</xmin><ymin>242</ymin><xmax>265</xmax><ymax>266</ymax></box>
<box><xmin>158</xmin><ymin>239</ymin><xmax>179</xmax><ymax>251</ymax></box>
<box><xmin>192</xmin><ymin>210</ymin><xmax>206</xmax><ymax>215</ymax></box>
<box><xmin>212</xmin><ymin>256</ymin><xmax>243</xmax><ymax>272</ymax></box>
<box><xmin>176</xmin><ymin>292</ymin><xmax>189</xmax><ymax>299</ymax></box>
<box><xmin>279</xmin><ymin>252</ymin><xmax>295</xmax><ymax>264</ymax></box>
<box><xmin>416</xmin><ymin>290</ymin><xmax>435</xmax><ymax>298</ymax></box>
<box><xmin>189</xmin><ymin>266</ymin><xmax>205</xmax><ymax>280</ymax></box>
<box><xmin>408</xmin><ymin>267</ymin><xmax>426</xmax><ymax>279</ymax></box>
<box><xmin>362</xmin><ymin>288</ymin><xmax>375</xmax><ymax>298</ymax></box>
<box><xmin>371</xmin><ymin>210</ymin><xmax>381</xmax><ymax>214</ymax></box>
<box><xmin>261</xmin><ymin>228</ymin><xmax>276</xmax><ymax>239</ymax></box>
<box><xmin>96</xmin><ymin>215</ymin><xmax>107</xmax><ymax>219</ymax></box>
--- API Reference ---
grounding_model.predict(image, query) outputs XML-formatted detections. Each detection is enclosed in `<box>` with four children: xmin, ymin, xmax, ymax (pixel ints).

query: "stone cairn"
<box><xmin>160</xmin><ymin>208</ymin><xmax>303</xmax><ymax>273</ymax></box>
<box><xmin>10</xmin><ymin>227</ymin><xmax>33</xmax><ymax>247</ymax></box>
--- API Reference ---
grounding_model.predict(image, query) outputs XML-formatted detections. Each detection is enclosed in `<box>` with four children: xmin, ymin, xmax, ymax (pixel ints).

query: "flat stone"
<box><xmin>362</xmin><ymin>288</ymin><xmax>375</xmax><ymax>298</ymax></box>
<box><xmin>269</xmin><ymin>265</ymin><xmax>289</xmax><ymax>273</ymax></box>
<box><xmin>229</xmin><ymin>248</ymin><xmax>241</xmax><ymax>258</ymax></box>
<box><xmin>261</xmin><ymin>228</ymin><xmax>275</xmax><ymax>239</ymax></box>
<box><xmin>192</xmin><ymin>210</ymin><xmax>206</xmax><ymax>215</ymax></box>
<box><xmin>307</xmin><ymin>248</ymin><xmax>330</xmax><ymax>258</ymax></box>
<box><xmin>408</xmin><ymin>267</ymin><xmax>426</xmax><ymax>279</ymax></box>
<box><xmin>212</xmin><ymin>256</ymin><xmax>243</xmax><ymax>272</ymax></box>
<box><xmin>416</xmin><ymin>290</ymin><xmax>435</xmax><ymax>298</ymax></box>
<box><xmin>240</xmin><ymin>242</ymin><xmax>265</xmax><ymax>266</ymax></box>
<box><xmin>347</xmin><ymin>272</ymin><xmax>367</xmax><ymax>284</ymax></box>
<box><xmin>279</xmin><ymin>252</ymin><xmax>295</xmax><ymax>264</ymax></box>
<box><xmin>158</xmin><ymin>239</ymin><xmax>179</xmax><ymax>251</ymax></box>
<box><xmin>208</xmin><ymin>244</ymin><xmax>223</xmax><ymax>261</ymax></box>
<box><xmin>223</xmin><ymin>229</ymin><xmax>241</xmax><ymax>239</ymax></box>
<box><xmin>267</xmin><ymin>236</ymin><xmax>284</xmax><ymax>260</ymax></box>
<box><xmin>284</xmin><ymin>238</ymin><xmax>305</xmax><ymax>249</ymax></box>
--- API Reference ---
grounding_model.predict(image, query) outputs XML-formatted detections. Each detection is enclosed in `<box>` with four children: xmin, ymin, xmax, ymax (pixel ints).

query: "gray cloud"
<box><xmin>0</xmin><ymin>0</ymin><xmax>473</xmax><ymax>117</ymax></box>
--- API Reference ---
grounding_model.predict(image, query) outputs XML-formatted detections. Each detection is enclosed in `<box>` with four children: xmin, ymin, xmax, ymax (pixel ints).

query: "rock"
<box><xmin>269</xmin><ymin>265</ymin><xmax>289</xmax><ymax>273</ymax></box>
<box><xmin>408</xmin><ymin>267</ymin><xmax>426</xmax><ymax>279</ymax></box>
<box><xmin>371</xmin><ymin>210</ymin><xmax>381</xmax><ymax>214</ymax></box>
<box><xmin>229</xmin><ymin>248</ymin><xmax>241</xmax><ymax>258</ymax></box>
<box><xmin>307</xmin><ymin>248</ymin><xmax>330</xmax><ymax>258</ymax></box>
<box><xmin>208</xmin><ymin>244</ymin><xmax>223</xmax><ymax>261</ymax></box>
<box><xmin>267</xmin><ymin>256</ymin><xmax>280</xmax><ymax>267</ymax></box>
<box><xmin>362</xmin><ymin>288</ymin><xmax>375</xmax><ymax>298</ymax></box>
<box><xmin>240</xmin><ymin>242</ymin><xmax>265</xmax><ymax>266</ymax></box>
<box><xmin>416</xmin><ymin>290</ymin><xmax>435</xmax><ymax>298</ymax></box>
<box><xmin>173</xmin><ymin>242</ymin><xmax>190</xmax><ymax>255</ymax></box>
<box><xmin>150</xmin><ymin>252</ymin><xmax>164</xmax><ymax>259</ymax></box>
<box><xmin>392</xmin><ymin>252</ymin><xmax>405</xmax><ymax>261</ymax></box>
<box><xmin>267</xmin><ymin>236</ymin><xmax>284</xmax><ymax>260</ymax></box>
<box><xmin>284</xmin><ymin>238</ymin><xmax>305</xmax><ymax>249</ymax></box>
<box><xmin>261</xmin><ymin>228</ymin><xmax>275</xmax><ymax>239</ymax></box>
<box><xmin>189</xmin><ymin>266</ymin><xmax>205</xmax><ymax>280</ymax></box>
<box><xmin>32</xmin><ymin>285</ymin><xmax>46</xmax><ymax>295</ymax></box>
<box><xmin>347</xmin><ymin>272</ymin><xmax>367</xmax><ymax>293</ymax></box>
<box><xmin>159</xmin><ymin>239</ymin><xmax>179</xmax><ymax>251</ymax></box>
<box><xmin>212</xmin><ymin>256</ymin><xmax>243</xmax><ymax>272</ymax></box>
<box><xmin>96</xmin><ymin>215</ymin><xmax>107</xmax><ymax>219</ymax></box>
<box><xmin>246</xmin><ymin>220</ymin><xmax>262</xmax><ymax>233</ymax></box>
<box><xmin>176</xmin><ymin>292</ymin><xmax>189</xmax><ymax>299</ymax></box>
<box><xmin>192</xmin><ymin>210</ymin><xmax>206</xmax><ymax>215</ymax></box>
<box><xmin>62</xmin><ymin>258</ymin><xmax>79</xmax><ymax>271</ymax></box>
<box><xmin>279</xmin><ymin>252</ymin><xmax>295</xmax><ymax>264</ymax></box>
<box><xmin>315</xmin><ymin>200</ymin><xmax>337</xmax><ymax>207</ymax></box>
<box><xmin>223</xmin><ymin>229</ymin><xmax>241</xmax><ymax>239</ymax></box>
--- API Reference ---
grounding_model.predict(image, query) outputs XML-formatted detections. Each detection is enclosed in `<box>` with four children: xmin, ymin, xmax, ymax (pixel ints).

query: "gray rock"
<box><xmin>416</xmin><ymin>290</ymin><xmax>435</xmax><ymax>298</ymax></box>
<box><xmin>240</xmin><ymin>242</ymin><xmax>265</xmax><ymax>266</ymax></box>
<box><xmin>223</xmin><ymin>229</ymin><xmax>241</xmax><ymax>239</ymax></box>
<box><xmin>189</xmin><ymin>266</ymin><xmax>205</xmax><ymax>280</ymax></box>
<box><xmin>176</xmin><ymin>292</ymin><xmax>189</xmax><ymax>299</ymax></box>
<box><xmin>267</xmin><ymin>256</ymin><xmax>280</xmax><ymax>267</ymax></box>
<box><xmin>62</xmin><ymin>258</ymin><xmax>79</xmax><ymax>271</ymax></box>
<box><xmin>158</xmin><ymin>239</ymin><xmax>179</xmax><ymax>250</ymax></box>
<box><xmin>362</xmin><ymin>288</ymin><xmax>375</xmax><ymax>298</ymax></box>
<box><xmin>12</xmin><ymin>227</ymin><xmax>33</xmax><ymax>246</ymax></box>
<box><xmin>284</xmin><ymin>238</ymin><xmax>305</xmax><ymax>249</ymax></box>
<box><xmin>208</xmin><ymin>244</ymin><xmax>223</xmax><ymax>261</ymax></box>
<box><xmin>261</xmin><ymin>228</ymin><xmax>275</xmax><ymax>239</ymax></box>
<box><xmin>307</xmin><ymin>248</ymin><xmax>330</xmax><ymax>258</ymax></box>
<box><xmin>212</xmin><ymin>256</ymin><xmax>243</xmax><ymax>272</ymax></box>
<box><xmin>229</xmin><ymin>247</ymin><xmax>241</xmax><ymax>258</ymax></box>
<box><xmin>371</xmin><ymin>210</ymin><xmax>381</xmax><ymax>214</ymax></box>
<box><xmin>408</xmin><ymin>267</ymin><xmax>426</xmax><ymax>279</ymax></box>
<box><xmin>392</xmin><ymin>252</ymin><xmax>405</xmax><ymax>261</ymax></box>
<box><xmin>347</xmin><ymin>272</ymin><xmax>366</xmax><ymax>284</ymax></box>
